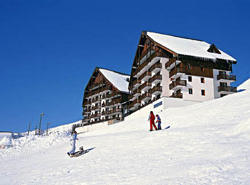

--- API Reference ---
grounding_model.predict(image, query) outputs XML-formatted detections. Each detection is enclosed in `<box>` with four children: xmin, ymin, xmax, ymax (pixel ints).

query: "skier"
<box><xmin>67</xmin><ymin>130</ymin><xmax>78</xmax><ymax>156</ymax></box>
<box><xmin>156</xmin><ymin>114</ymin><xmax>162</xmax><ymax>130</ymax></box>
<box><xmin>148</xmin><ymin>111</ymin><xmax>157</xmax><ymax>131</ymax></box>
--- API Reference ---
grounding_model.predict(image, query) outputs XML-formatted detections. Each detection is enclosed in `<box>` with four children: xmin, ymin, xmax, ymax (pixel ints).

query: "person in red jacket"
<box><xmin>148</xmin><ymin>111</ymin><xmax>157</xmax><ymax>131</ymax></box>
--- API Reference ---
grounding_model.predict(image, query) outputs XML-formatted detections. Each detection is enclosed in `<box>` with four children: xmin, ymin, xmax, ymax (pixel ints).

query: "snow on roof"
<box><xmin>99</xmin><ymin>68</ymin><xmax>130</xmax><ymax>93</ymax></box>
<box><xmin>147</xmin><ymin>32</ymin><xmax>236</xmax><ymax>62</ymax></box>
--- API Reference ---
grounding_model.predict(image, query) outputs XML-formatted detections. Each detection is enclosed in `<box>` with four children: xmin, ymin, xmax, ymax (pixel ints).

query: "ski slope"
<box><xmin>0</xmin><ymin>79</ymin><xmax>250</xmax><ymax>185</ymax></box>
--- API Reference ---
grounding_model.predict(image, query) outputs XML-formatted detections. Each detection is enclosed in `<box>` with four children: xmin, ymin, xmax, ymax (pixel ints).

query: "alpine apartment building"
<box><xmin>128</xmin><ymin>31</ymin><xmax>237</xmax><ymax>112</ymax></box>
<box><xmin>82</xmin><ymin>67</ymin><xmax>130</xmax><ymax>124</ymax></box>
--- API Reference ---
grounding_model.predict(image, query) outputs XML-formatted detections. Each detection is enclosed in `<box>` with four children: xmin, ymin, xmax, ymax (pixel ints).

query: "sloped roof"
<box><xmin>147</xmin><ymin>32</ymin><xmax>236</xmax><ymax>62</ymax></box>
<box><xmin>99</xmin><ymin>68</ymin><xmax>130</xmax><ymax>93</ymax></box>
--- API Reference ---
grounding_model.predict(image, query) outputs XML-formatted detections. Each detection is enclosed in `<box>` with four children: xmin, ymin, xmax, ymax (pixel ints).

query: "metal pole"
<box><xmin>28</xmin><ymin>122</ymin><xmax>31</xmax><ymax>135</ymax></box>
<box><xmin>39</xmin><ymin>112</ymin><xmax>45</xmax><ymax>135</ymax></box>
<box><xmin>46</xmin><ymin>122</ymin><xmax>50</xmax><ymax>136</ymax></box>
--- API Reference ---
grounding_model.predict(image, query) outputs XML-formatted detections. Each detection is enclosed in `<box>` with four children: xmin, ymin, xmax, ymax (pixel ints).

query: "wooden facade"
<box><xmin>82</xmin><ymin>68</ymin><xmax>129</xmax><ymax>125</ymax></box>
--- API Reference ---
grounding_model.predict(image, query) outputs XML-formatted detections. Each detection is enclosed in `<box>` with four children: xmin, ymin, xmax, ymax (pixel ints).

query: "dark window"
<box><xmin>188</xmin><ymin>76</ymin><xmax>192</xmax><ymax>82</ymax></box>
<box><xmin>220</xmin><ymin>94</ymin><xmax>227</xmax><ymax>97</ymax></box>
<box><xmin>201</xmin><ymin>78</ymin><xmax>205</xmax><ymax>83</ymax></box>
<box><xmin>187</xmin><ymin>64</ymin><xmax>191</xmax><ymax>70</ymax></box>
<box><xmin>201</xmin><ymin>67</ymin><xmax>204</xmax><ymax>72</ymax></box>
<box><xmin>201</xmin><ymin>90</ymin><xmax>205</xmax><ymax>96</ymax></box>
<box><xmin>189</xmin><ymin>88</ymin><xmax>193</xmax><ymax>94</ymax></box>
<box><xmin>220</xmin><ymin>82</ymin><xmax>227</xmax><ymax>87</ymax></box>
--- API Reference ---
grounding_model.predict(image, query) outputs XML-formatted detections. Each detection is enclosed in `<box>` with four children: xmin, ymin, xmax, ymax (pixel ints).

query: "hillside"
<box><xmin>0</xmin><ymin>79</ymin><xmax>250</xmax><ymax>185</ymax></box>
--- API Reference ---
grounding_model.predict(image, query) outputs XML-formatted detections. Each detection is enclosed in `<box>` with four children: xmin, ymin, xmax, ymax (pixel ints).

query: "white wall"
<box><xmin>182</xmin><ymin>75</ymin><xmax>215</xmax><ymax>101</ymax></box>
<box><xmin>161</xmin><ymin>58</ymin><xmax>171</xmax><ymax>97</ymax></box>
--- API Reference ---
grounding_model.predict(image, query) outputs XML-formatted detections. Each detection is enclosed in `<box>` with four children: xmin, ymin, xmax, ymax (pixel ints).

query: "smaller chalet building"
<box><xmin>82</xmin><ymin>67</ymin><xmax>130</xmax><ymax>124</ymax></box>
<box><xmin>128</xmin><ymin>31</ymin><xmax>237</xmax><ymax>112</ymax></box>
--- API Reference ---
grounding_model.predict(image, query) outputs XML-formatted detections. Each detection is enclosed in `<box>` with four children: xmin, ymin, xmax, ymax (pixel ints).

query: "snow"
<box><xmin>0</xmin><ymin>132</ymin><xmax>12</xmax><ymax>139</ymax></box>
<box><xmin>0</xmin><ymin>79</ymin><xmax>250</xmax><ymax>184</ymax></box>
<box><xmin>99</xmin><ymin>68</ymin><xmax>130</xmax><ymax>93</ymax></box>
<box><xmin>147</xmin><ymin>32</ymin><xmax>236</xmax><ymax>62</ymax></box>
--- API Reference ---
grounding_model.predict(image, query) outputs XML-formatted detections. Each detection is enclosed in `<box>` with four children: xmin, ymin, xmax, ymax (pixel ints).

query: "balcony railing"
<box><xmin>149</xmin><ymin>73</ymin><xmax>162</xmax><ymax>83</ymax></box>
<box><xmin>169</xmin><ymin>80</ymin><xmax>187</xmax><ymax>90</ymax></box>
<box><xmin>149</xmin><ymin>62</ymin><xmax>162</xmax><ymax>73</ymax></box>
<box><xmin>132</xmin><ymin>79</ymin><xmax>141</xmax><ymax>87</ymax></box>
<box><xmin>217</xmin><ymin>74</ymin><xmax>236</xmax><ymax>81</ymax></box>
<box><xmin>170</xmin><ymin>93</ymin><xmax>183</xmax><ymax>98</ymax></box>
<box><xmin>129</xmin><ymin>99</ymin><xmax>141</xmax><ymax>108</ymax></box>
<box><xmin>139</xmin><ymin>71</ymin><xmax>151</xmax><ymax>81</ymax></box>
<box><xmin>132</xmin><ymin>52</ymin><xmax>161</xmax><ymax>76</ymax></box>
<box><xmin>165</xmin><ymin>58</ymin><xmax>177</xmax><ymax>69</ymax></box>
<box><xmin>169</xmin><ymin>67</ymin><xmax>188</xmax><ymax>78</ymax></box>
<box><xmin>140</xmin><ymin>93</ymin><xmax>151</xmax><ymax>101</ymax></box>
<box><xmin>112</xmin><ymin>97</ymin><xmax>123</xmax><ymax>105</ymax></box>
<box><xmin>132</xmin><ymin>89</ymin><xmax>141</xmax><ymax>96</ymax></box>
<box><xmin>91</xmin><ymin>105</ymin><xmax>100</xmax><ymax>110</ymax></box>
<box><xmin>149</xmin><ymin>86</ymin><xmax>162</xmax><ymax>94</ymax></box>
<box><xmin>90</xmin><ymin>113</ymin><xmax>101</xmax><ymax>118</ymax></box>
<box><xmin>139</xmin><ymin>82</ymin><xmax>151</xmax><ymax>91</ymax></box>
<box><xmin>218</xmin><ymin>86</ymin><xmax>237</xmax><ymax>92</ymax></box>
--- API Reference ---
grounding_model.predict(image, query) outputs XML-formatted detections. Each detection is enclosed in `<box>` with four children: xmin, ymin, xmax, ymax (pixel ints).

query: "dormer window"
<box><xmin>207</xmin><ymin>44</ymin><xmax>221</xmax><ymax>54</ymax></box>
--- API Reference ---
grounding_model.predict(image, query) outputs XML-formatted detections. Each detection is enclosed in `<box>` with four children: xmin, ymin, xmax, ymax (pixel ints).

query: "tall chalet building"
<box><xmin>82</xmin><ymin>67</ymin><xmax>130</xmax><ymax>124</ymax></box>
<box><xmin>128</xmin><ymin>31</ymin><xmax>237</xmax><ymax>112</ymax></box>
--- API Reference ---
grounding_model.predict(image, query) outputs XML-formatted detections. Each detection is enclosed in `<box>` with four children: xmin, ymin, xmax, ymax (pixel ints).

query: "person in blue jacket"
<box><xmin>156</xmin><ymin>114</ymin><xmax>162</xmax><ymax>130</ymax></box>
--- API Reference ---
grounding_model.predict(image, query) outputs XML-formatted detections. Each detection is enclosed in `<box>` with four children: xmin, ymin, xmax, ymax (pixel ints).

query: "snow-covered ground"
<box><xmin>0</xmin><ymin>79</ymin><xmax>250</xmax><ymax>185</ymax></box>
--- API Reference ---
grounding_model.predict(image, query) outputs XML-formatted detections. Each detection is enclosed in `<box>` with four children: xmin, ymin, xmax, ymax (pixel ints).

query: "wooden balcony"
<box><xmin>218</xmin><ymin>86</ymin><xmax>237</xmax><ymax>92</ymax></box>
<box><xmin>112</xmin><ymin>97</ymin><xmax>123</xmax><ymax>105</ymax></box>
<box><xmin>129</xmin><ymin>99</ymin><xmax>141</xmax><ymax>109</ymax></box>
<box><xmin>217</xmin><ymin>74</ymin><xmax>236</xmax><ymax>81</ymax></box>
<box><xmin>140</xmin><ymin>93</ymin><xmax>151</xmax><ymax>101</ymax></box>
<box><xmin>132</xmin><ymin>52</ymin><xmax>161</xmax><ymax>76</ymax></box>
<box><xmin>169</xmin><ymin>80</ymin><xmax>187</xmax><ymax>90</ymax></box>
<box><xmin>91</xmin><ymin>104</ymin><xmax>101</xmax><ymax>110</ymax></box>
<box><xmin>132</xmin><ymin>89</ymin><xmax>141</xmax><ymax>97</ymax></box>
<box><xmin>149</xmin><ymin>73</ymin><xmax>162</xmax><ymax>83</ymax></box>
<box><xmin>132</xmin><ymin>79</ymin><xmax>141</xmax><ymax>87</ymax></box>
<box><xmin>138</xmin><ymin>71</ymin><xmax>151</xmax><ymax>81</ymax></box>
<box><xmin>169</xmin><ymin>67</ymin><xmax>188</xmax><ymax>78</ymax></box>
<box><xmin>90</xmin><ymin>113</ymin><xmax>101</xmax><ymax>118</ymax></box>
<box><xmin>165</xmin><ymin>58</ymin><xmax>177</xmax><ymax>69</ymax></box>
<box><xmin>170</xmin><ymin>93</ymin><xmax>183</xmax><ymax>98</ymax></box>
<box><xmin>105</xmin><ymin>101</ymin><xmax>113</xmax><ymax>106</ymax></box>
<box><xmin>109</xmin><ymin>108</ymin><xmax>122</xmax><ymax>114</ymax></box>
<box><xmin>149</xmin><ymin>86</ymin><xmax>162</xmax><ymax>94</ymax></box>
<box><xmin>139</xmin><ymin>82</ymin><xmax>151</xmax><ymax>91</ymax></box>
<box><xmin>149</xmin><ymin>62</ymin><xmax>162</xmax><ymax>73</ymax></box>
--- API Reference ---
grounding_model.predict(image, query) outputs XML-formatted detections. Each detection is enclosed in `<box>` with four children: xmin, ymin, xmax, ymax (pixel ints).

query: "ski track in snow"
<box><xmin>0</xmin><ymin>79</ymin><xmax>250</xmax><ymax>185</ymax></box>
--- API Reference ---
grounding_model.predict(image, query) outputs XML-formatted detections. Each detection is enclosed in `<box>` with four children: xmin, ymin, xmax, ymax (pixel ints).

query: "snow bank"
<box><xmin>0</xmin><ymin>121</ymin><xmax>79</xmax><ymax>157</ymax></box>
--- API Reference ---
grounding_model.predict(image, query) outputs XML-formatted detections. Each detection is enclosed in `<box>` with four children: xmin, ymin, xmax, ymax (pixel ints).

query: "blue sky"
<box><xmin>0</xmin><ymin>0</ymin><xmax>249</xmax><ymax>132</ymax></box>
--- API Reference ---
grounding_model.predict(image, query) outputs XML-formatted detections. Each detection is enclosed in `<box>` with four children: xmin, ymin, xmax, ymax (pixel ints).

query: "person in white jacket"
<box><xmin>67</xmin><ymin>130</ymin><xmax>78</xmax><ymax>155</ymax></box>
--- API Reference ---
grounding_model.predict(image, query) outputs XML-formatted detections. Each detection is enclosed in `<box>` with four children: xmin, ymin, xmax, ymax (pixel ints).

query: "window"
<box><xmin>189</xmin><ymin>88</ymin><xmax>193</xmax><ymax>94</ymax></box>
<box><xmin>220</xmin><ymin>82</ymin><xmax>227</xmax><ymax>87</ymax></box>
<box><xmin>187</xmin><ymin>64</ymin><xmax>191</xmax><ymax>70</ymax></box>
<box><xmin>188</xmin><ymin>76</ymin><xmax>192</xmax><ymax>82</ymax></box>
<box><xmin>201</xmin><ymin>67</ymin><xmax>204</xmax><ymax>72</ymax></box>
<box><xmin>201</xmin><ymin>89</ymin><xmax>205</xmax><ymax>96</ymax></box>
<box><xmin>201</xmin><ymin>78</ymin><xmax>205</xmax><ymax>83</ymax></box>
